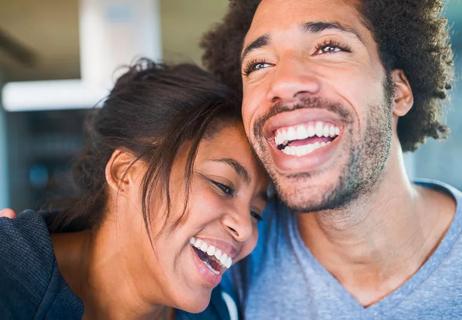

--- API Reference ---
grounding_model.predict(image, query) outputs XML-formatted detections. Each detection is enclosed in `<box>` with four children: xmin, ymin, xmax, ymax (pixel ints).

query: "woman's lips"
<box><xmin>188</xmin><ymin>236</ymin><xmax>237</xmax><ymax>288</ymax></box>
<box><xmin>190</xmin><ymin>246</ymin><xmax>224</xmax><ymax>287</ymax></box>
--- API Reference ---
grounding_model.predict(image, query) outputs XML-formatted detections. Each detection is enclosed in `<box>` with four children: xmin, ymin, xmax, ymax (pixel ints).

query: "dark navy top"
<box><xmin>0</xmin><ymin>210</ymin><xmax>83</xmax><ymax>319</ymax></box>
<box><xmin>0</xmin><ymin>210</ymin><xmax>232</xmax><ymax>320</ymax></box>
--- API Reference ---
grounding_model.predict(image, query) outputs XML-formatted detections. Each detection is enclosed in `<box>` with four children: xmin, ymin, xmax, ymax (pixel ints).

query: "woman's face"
<box><xmin>123</xmin><ymin>121</ymin><xmax>268</xmax><ymax>313</ymax></box>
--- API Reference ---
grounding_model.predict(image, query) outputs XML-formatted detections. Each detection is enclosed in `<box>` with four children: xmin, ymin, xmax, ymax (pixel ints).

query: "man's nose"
<box><xmin>266</xmin><ymin>57</ymin><xmax>321</xmax><ymax>104</ymax></box>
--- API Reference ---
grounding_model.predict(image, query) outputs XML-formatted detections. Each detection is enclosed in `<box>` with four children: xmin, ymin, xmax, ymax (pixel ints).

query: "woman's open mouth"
<box><xmin>190</xmin><ymin>237</ymin><xmax>232</xmax><ymax>277</ymax></box>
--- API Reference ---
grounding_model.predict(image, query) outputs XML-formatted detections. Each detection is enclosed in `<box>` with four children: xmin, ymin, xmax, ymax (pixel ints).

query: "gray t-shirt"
<box><xmin>230</xmin><ymin>180</ymin><xmax>462</xmax><ymax>319</ymax></box>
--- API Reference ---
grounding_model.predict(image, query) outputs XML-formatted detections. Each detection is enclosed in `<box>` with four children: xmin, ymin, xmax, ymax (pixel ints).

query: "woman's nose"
<box><xmin>222</xmin><ymin>206</ymin><xmax>254</xmax><ymax>243</ymax></box>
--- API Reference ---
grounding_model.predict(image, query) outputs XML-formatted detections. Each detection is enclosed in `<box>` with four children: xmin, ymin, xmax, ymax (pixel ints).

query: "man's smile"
<box><xmin>273</xmin><ymin>121</ymin><xmax>340</xmax><ymax>157</ymax></box>
<box><xmin>258</xmin><ymin>104</ymin><xmax>349</xmax><ymax>174</ymax></box>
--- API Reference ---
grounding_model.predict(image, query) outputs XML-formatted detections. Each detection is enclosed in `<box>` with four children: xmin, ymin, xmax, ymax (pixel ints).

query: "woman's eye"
<box><xmin>251</xmin><ymin>210</ymin><xmax>263</xmax><ymax>222</ymax></box>
<box><xmin>212</xmin><ymin>181</ymin><xmax>235</xmax><ymax>196</ymax></box>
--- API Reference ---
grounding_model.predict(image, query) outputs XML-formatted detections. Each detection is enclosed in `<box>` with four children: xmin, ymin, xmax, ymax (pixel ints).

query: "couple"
<box><xmin>1</xmin><ymin>0</ymin><xmax>461</xmax><ymax>319</ymax></box>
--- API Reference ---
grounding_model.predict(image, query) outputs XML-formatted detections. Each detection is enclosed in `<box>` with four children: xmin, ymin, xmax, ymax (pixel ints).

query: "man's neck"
<box><xmin>297</xmin><ymin>147</ymin><xmax>456</xmax><ymax>307</ymax></box>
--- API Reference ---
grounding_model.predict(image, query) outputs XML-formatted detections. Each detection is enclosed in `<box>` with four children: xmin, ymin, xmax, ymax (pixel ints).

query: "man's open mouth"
<box><xmin>190</xmin><ymin>237</ymin><xmax>232</xmax><ymax>275</ymax></box>
<box><xmin>274</xmin><ymin>121</ymin><xmax>340</xmax><ymax>157</ymax></box>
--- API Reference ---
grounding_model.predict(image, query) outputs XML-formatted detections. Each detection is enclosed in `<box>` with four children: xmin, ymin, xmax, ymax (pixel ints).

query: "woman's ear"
<box><xmin>105</xmin><ymin>149</ymin><xmax>140</xmax><ymax>196</ymax></box>
<box><xmin>390</xmin><ymin>69</ymin><xmax>414</xmax><ymax>117</ymax></box>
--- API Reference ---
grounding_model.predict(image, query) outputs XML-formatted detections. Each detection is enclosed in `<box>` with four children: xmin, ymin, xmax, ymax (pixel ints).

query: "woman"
<box><xmin>0</xmin><ymin>60</ymin><xmax>268</xmax><ymax>319</ymax></box>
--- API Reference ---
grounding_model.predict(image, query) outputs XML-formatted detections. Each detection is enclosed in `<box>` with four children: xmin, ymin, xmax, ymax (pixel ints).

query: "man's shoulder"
<box><xmin>414</xmin><ymin>178</ymin><xmax>462</xmax><ymax>199</ymax></box>
<box><xmin>412</xmin><ymin>179</ymin><xmax>462</xmax><ymax>284</ymax></box>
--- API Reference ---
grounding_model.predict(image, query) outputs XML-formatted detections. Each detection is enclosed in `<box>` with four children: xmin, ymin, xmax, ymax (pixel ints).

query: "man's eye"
<box><xmin>314</xmin><ymin>41</ymin><xmax>351</xmax><ymax>55</ymax></box>
<box><xmin>318</xmin><ymin>45</ymin><xmax>342</xmax><ymax>54</ymax></box>
<box><xmin>243</xmin><ymin>60</ymin><xmax>271</xmax><ymax>76</ymax></box>
<box><xmin>251</xmin><ymin>210</ymin><xmax>263</xmax><ymax>222</ymax></box>
<box><xmin>212</xmin><ymin>181</ymin><xmax>235</xmax><ymax>196</ymax></box>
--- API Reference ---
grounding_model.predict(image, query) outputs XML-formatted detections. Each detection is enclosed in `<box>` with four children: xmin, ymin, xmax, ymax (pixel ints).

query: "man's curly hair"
<box><xmin>201</xmin><ymin>0</ymin><xmax>454</xmax><ymax>152</ymax></box>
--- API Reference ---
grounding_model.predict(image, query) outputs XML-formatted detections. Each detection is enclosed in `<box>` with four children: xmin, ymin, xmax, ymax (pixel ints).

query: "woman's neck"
<box><xmin>51</xmin><ymin>225</ymin><xmax>168</xmax><ymax>319</ymax></box>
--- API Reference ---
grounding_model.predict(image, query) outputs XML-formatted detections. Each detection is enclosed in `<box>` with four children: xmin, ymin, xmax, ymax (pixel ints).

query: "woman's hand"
<box><xmin>0</xmin><ymin>208</ymin><xmax>16</xmax><ymax>219</ymax></box>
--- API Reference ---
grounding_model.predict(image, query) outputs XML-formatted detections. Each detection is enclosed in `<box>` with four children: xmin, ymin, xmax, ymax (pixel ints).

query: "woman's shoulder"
<box><xmin>0</xmin><ymin>210</ymin><xmax>55</xmax><ymax>315</ymax></box>
<box><xmin>175</xmin><ymin>286</ymin><xmax>238</xmax><ymax>320</ymax></box>
<box><xmin>0</xmin><ymin>209</ymin><xmax>83</xmax><ymax>319</ymax></box>
<box><xmin>0</xmin><ymin>209</ymin><xmax>55</xmax><ymax>283</ymax></box>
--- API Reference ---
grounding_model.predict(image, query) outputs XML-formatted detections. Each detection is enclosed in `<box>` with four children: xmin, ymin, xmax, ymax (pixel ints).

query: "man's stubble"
<box><xmin>251</xmin><ymin>76</ymin><xmax>395</xmax><ymax>213</ymax></box>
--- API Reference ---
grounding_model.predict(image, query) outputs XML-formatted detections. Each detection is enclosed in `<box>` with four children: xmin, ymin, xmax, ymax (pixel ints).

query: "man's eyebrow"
<box><xmin>240</xmin><ymin>34</ymin><xmax>270</xmax><ymax>63</ymax></box>
<box><xmin>241</xmin><ymin>22</ymin><xmax>363</xmax><ymax>63</ymax></box>
<box><xmin>302</xmin><ymin>21</ymin><xmax>363</xmax><ymax>42</ymax></box>
<box><xmin>212</xmin><ymin>158</ymin><xmax>251</xmax><ymax>184</ymax></box>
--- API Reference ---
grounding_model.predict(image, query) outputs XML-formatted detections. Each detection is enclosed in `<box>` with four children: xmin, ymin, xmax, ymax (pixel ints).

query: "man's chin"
<box><xmin>273</xmin><ymin>174</ymin><xmax>359</xmax><ymax>213</ymax></box>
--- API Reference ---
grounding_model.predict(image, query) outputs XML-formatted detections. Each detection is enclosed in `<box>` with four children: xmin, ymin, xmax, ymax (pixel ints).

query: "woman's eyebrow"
<box><xmin>211</xmin><ymin>158</ymin><xmax>251</xmax><ymax>184</ymax></box>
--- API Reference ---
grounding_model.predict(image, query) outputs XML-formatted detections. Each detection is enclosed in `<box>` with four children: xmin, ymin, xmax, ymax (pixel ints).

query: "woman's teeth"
<box><xmin>190</xmin><ymin>237</ymin><xmax>232</xmax><ymax>269</ymax></box>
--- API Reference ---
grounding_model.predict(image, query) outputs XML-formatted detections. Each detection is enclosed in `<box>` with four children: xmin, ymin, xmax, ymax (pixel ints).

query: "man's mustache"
<box><xmin>253</xmin><ymin>96</ymin><xmax>352</xmax><ymax>139</ymax></box>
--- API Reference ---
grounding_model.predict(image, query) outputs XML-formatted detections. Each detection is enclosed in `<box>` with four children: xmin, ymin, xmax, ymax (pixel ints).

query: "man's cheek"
<box><xmin>241</xmin><ymin>108</ymin><xmax>254</xmax><ymax>139</ymax></box>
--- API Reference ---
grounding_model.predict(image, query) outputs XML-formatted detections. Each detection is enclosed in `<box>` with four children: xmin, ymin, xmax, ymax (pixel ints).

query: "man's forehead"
<box><xmin>245</xmin><ymin>0</ymin><xmax>362</xmax><ymax>43</ymax></box>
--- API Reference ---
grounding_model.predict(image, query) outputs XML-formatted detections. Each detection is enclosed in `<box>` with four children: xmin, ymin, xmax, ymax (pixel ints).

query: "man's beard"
<box><xmin>252</xmin><ymin>79</ymin><xmax>394</xmax><ymax>213</ymax></box>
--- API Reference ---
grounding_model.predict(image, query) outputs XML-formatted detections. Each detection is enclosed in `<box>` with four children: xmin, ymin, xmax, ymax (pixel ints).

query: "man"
<box><xmin>199</xmin><ymin>0</ymin><xmax>461</xmax><ymax>318</ymax></box>
<box><xmin>1</xmin><ymin>1</ymin><xmax>459</xmax><ymax>319</ymax></box>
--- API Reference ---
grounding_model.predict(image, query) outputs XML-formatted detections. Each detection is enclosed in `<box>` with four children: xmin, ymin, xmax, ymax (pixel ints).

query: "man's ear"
<box><xmin>105</xmin><ymin>149</ymin><xmax>139</xmax><ymax>195</ymax></box>
<box><xmin>390</xmin><ymin>69</ymin><xmax>414</xmax><ymax>117</ymax></box>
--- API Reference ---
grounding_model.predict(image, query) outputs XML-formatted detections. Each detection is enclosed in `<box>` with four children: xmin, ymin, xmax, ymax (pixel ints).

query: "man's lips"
<box><xmin>262</xmin><ymin>108</ymin><xmax>346</xmax><ymax>141</ymax></box>
<box><xmin>258</xmin><ymin>108</ymin><xmax>343</xmax><ymax>157</ymax></box>
<box><xmin>255</xmin><ymin>108</ymin><xmax>349</xmax><ymax>172</ymax></box>
<box><xmin>273</xmin><ymin>121</ymin><xmax>340</xmax><ymax>149</ymax></box>
<box><xmin>267</xmin><ymin>132</ymin><xmax>343</xmax><ymax>174</ymax></box>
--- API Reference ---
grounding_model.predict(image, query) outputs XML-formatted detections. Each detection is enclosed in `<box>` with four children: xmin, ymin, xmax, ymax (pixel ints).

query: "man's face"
<box><xmin>240</xmin><ymin>0</ymin><xmax>395</xmax><ymax>212</ymax></box>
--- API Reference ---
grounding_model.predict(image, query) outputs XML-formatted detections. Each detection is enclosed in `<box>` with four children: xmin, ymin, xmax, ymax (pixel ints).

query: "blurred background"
<box><xmin>0</xmin><ymin>0</ymin><xmax>460</xmax><ymax>210</ymax></box>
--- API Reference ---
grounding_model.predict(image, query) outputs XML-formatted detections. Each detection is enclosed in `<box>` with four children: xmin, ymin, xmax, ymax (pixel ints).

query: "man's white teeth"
<box><xmin>274</xmin><ymin>122</ymin><xmax>340</xmax><ymax>146</ymax></box>
<box><xmin>282</xmin><ymin>141</ymin><xmax>330</xmax><ymax>157</ymax></box>
<box><xmin>190</xmin><ymin>237</ymin><xmax>232</xmax><ymax>269</ymax></box>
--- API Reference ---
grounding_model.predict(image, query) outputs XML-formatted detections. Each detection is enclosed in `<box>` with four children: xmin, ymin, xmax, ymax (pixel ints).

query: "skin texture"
<box><xmin>240</xmin><ymin>0</ymin><xmax>456</xmax><ymax>307</ymax></box>
<box><xmin>0</xmin><ymin>208</ymin><xmax>16</xmax><ymax>219</ymax></box>
<box><xmin>51</xmin><ymin>122</ymin><xmax>268</xmax><ymax>319</ymax></box>
<box><xmin>0</xmin><ymin>0</ymin><xmax>455</xmax><ymax>311</ymax></box>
